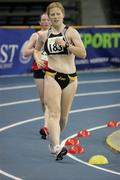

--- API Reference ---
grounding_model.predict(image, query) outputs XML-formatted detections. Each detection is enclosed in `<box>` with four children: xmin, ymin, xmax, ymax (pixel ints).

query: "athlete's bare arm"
<box><xmin>55</xmin><ymin>27</ymin><xmax>86</xmax><ymax>59</ymax></box>
<box><xmin>23</xmin><ymin>33</ymin><xmax>38</xmax><ymax>58</ymax></box>
<box><xmin>34</xmin><ymin>32</ymin><xmax>47</xmax><ymax>68</ymax></box>
<box><xmin>67</xmin><ymin>27</ymin><xmax>86</xmax><ymax>58</ymax></box>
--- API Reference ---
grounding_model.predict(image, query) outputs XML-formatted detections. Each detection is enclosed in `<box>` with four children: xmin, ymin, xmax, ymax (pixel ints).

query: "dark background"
<box><xmin>0</xmin><ymin>0</ymin><xmax>120</xmax><ymax>26</ymax></box>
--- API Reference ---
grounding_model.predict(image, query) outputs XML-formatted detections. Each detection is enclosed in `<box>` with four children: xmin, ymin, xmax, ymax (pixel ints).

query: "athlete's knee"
<box><xmin>50</xmin><ymin>110</ymin><xmax>60</xmax><ymax>120</ymax></box>
<box><xmin>47</xmin><ymin>105</ymin><xmax>60</xmax><ymax>121</ymax></box>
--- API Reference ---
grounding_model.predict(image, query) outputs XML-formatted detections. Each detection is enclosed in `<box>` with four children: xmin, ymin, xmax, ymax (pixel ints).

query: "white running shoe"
<box><xmin>49</xmin><ymin>144</ymin><xmax>67</xmax><ymax>160</ymax></box>
<box><xmin>49</xmin><ymin>144</ymin><xmax>60</xmax><ymax>154</ymax></box>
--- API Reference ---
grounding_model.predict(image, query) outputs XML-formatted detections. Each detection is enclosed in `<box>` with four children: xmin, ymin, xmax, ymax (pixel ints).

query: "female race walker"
<box><xmin>23</xmin><ymin>13</ymin><xmax>51</xmax><ymax>139</ymax></box>
<box><xmin>34</xmin><ymin>2</ymin><xmax>86</xmax><ymax>160</ymax></box>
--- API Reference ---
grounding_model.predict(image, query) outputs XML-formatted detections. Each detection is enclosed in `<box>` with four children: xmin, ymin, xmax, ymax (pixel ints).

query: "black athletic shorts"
<box><xmin>33</xmin><ymin>69</ymin><xmax>45</xmax><ymax>79</ymax></box>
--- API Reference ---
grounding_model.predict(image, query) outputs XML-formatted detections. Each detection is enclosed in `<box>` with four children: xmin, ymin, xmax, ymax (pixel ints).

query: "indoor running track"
<box><xmin>0</xmin><ymin>69</ymin><xmax>120</xmax><ymax>180</ymax></box>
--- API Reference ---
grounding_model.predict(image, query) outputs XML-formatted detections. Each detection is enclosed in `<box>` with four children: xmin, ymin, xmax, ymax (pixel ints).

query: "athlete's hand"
<box><xmin>55</xmin><ymin>38</ymin><xmax>66</xmax><ymax>47</ymax></box>
<box><xmin>36</xmin><ymin>59</ymin><xmax>46</xmax><ymax>69</ymax></box>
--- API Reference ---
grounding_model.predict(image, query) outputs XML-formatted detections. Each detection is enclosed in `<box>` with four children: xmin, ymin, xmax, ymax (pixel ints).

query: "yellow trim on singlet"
<box><xmin>46</xmin><ymin>71</ymin><xmax>57</xmax><ymax>76</ymax></box>
<box><xmin>68</xmin><ymin>75</ymin><xmax>77</xmax><ymax>81</ymax></box>
<box><xmin>46</xmin><ymin>71</ymin><xmax>77</xmax><ymax>80</ymax></box>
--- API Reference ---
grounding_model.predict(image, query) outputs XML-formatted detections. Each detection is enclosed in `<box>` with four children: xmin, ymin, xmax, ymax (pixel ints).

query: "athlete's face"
<box><xmin>39</xmin><ymin>14</ymin><xmax>50</xmax><ymax>30</ymax></box>
<box><xmin>49</xmin><ymin>7</ymin><xmax>64</xmax><ymax>27</ymax></box>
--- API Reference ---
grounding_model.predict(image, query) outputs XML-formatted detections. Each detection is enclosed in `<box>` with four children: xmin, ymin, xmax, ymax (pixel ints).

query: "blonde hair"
<box><xmin>46</xmin><ymin>2</ymin><xmax>65</xmax><ymax>16</ymax></box>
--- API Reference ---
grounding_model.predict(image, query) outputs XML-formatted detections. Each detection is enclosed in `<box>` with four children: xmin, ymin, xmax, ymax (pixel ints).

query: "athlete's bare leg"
<box><xmin>44</xmin><ymin>75</ymin><xmax>62</xmax><ymax>146</ymax></box>
<box><xmin>60</xmin><ymin>79</ymin><xmax>77</xmax><ymax>131</ymax></box>
<box><xmin>35</xmin><ymin>79</ymin><xmax>45</xmax><ymax>111</ymax></box>
<box><xmin>44</xmin><ymin>75</ymin><xmax>77</xmax><ymax>146</ymax></box>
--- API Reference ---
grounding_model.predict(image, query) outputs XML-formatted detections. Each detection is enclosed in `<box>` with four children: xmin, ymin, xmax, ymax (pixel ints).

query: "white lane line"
<box><xmin>0</xmin><ymin>99</ymin><xmax>39</xmax><ymax>107</ymax></box>
<box><xmin>0</xmin><ymin>78</ymin><xmax>120</xmax><ymax>91</ymax></box>
<box><xmin>0</xmin><ymin>170</ymin><xmax>23</xmax><ymax>180</ymax></box>
<box><xmin>78</xmin><ymin>78</ymin><xmax>120</xmax><ymax>84</ymax></box>
<box><xmin>0</xmin><ymin>102</ymin><xmax>119</xmax><ymax>132</ymax></box>
<box><xmin>70</xmin><ymin>103</ymin><xmax>120</xmax><ymax>114</ymax></box>
<box><xmin>0</xmin><ymin>104</ymin><xmax>120</xmax><ymax>132</ymax></box>
<box><xmin>0</xmin><ymin>116</ymin><xmax>44</xmax><ymax>180</ymax></box>
<box><xmin>62</xmin><ymin>124</ymin><xmax>120</xmax><ymax>176</ymax></box>
<box><xmin>0</xmin><ymin>67</ymin><xmax>120</xmax><ymax>79</ymax></box>
<box><xmin>67</xmin><ymin>153</ymin><xmax>120</xmax><ymax>175</ymax></box>
<box><xmin>0</xmin><ymin>116</ymin><xmax>44</xmax><ymax>132</ymax></box>
<box><xmin>0</xmin><ymin>104</ymin><xmax>120</xmax><ymax>179</ymax></box>
<box><xmin>75</xmin><ymin>90</ymin><xmax>120</xmax><ymax>97</ymax></box>
<box><xmin>1</xmin><ymin>90</ymin><xmax>120</xmax><ymax>107</ymax></box>
<box><xmin>0</xmin><ymin>84</ymin><xmax>35</xmax><ymax>91</ymax></box>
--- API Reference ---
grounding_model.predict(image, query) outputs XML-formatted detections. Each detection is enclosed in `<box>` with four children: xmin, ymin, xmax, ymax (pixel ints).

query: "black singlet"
<box><xmin>44</xmin><ymin>26</ymin><xmax>69</xmax><ymax>55</ymax></box>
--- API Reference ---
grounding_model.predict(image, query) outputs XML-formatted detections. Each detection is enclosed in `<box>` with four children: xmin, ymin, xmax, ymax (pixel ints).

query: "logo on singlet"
<box><xmin>47</xmin><ymin>36</ymin><xmax>64</xmax><ymax>54</ymax></box>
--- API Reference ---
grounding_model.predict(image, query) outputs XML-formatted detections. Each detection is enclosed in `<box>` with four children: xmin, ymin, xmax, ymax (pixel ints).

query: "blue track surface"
<box><xmin>0</xmin><ymin>69</ymin><xmax>120</xmax><ymax>180</ymax></box>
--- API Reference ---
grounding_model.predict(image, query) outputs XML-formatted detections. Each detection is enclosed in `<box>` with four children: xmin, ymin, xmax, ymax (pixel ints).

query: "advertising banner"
<box><xmin>0</xmin><ymin>28</ymin><xmax>35</xmax><ymax>75</ymax></box>
<box><xmin>76</xmin><ymin>27</ymin><xmax>120</xmax><ymax>70</ymax></box>
<box><xmin>0</xmin><ymin>27</ymin><xmax>120</xmax><ymax>75</ymax></box>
